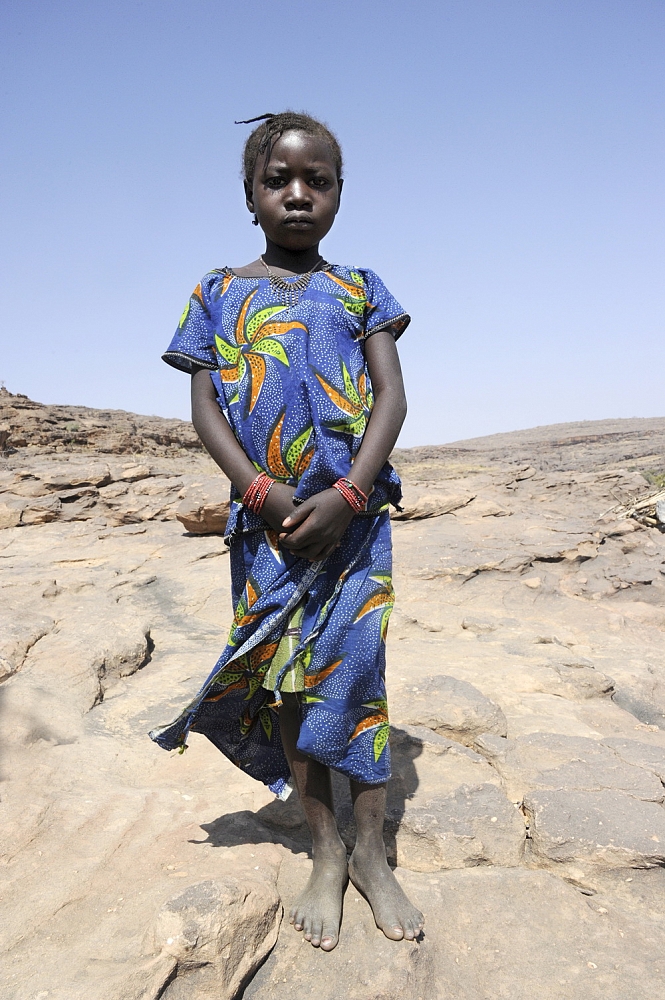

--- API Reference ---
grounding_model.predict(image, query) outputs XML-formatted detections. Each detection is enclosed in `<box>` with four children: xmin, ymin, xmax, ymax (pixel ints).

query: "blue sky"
<box><xmin>1</xmin><ymin>0</ymin><xmax>663</xmax><ymax>446</ymax></box>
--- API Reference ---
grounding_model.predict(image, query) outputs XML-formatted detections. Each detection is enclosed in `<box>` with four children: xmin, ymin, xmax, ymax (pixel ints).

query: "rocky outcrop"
<box><xmin>2</xmin><ymin>399</ymin><xmax>665</xmax><ymax>998</ymax></box>
<box><xmin>0</xmin><ymin>386</ymin><xmax>202</xmax><ymax>456</ymax></box>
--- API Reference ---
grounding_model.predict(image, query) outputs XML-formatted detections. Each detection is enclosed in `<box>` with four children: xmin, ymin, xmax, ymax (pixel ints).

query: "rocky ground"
<box><xmin>2</xmin><ymin>389</ymin><xmax>665</xmax><ymax>999</ymax></box>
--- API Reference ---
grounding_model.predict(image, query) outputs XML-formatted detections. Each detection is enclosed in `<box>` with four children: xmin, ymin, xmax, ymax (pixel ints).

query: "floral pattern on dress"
<box><xmin>151</xmin><ymin>265</ymin><xmax>409</xmax><ymax>792</ymax></box>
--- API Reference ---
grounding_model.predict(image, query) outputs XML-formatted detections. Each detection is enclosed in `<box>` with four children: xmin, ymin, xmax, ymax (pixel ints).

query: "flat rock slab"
<box><xmin>525</xmin><ymin>789</ymin><xmax>665</xmax><ymax>869</ymax></box>
<box><xmin>475</xmin><ymin>732</ymin><xmax>665</xmax><ymax>803</ymax></box>
<box><xmin>600</xmin><ymin>737</ymin><xmax>665</xmax><ymax>782</ymax></box>
<box><xmin>393</xmin><ymin>673</ymin><xmax>507</xmax><ymax>745</ymax></box>
<box><xmin>392</xmin><ymin>781</ymin><xmax>525</xmax><ymax>871</ymax></box>
<box><xmin>0</xmin><ymin>608</ymin><xmax>54</xmax><ymax>681</ymax></box>
<box><xmin>386</xmin><ymin>727</ymin><xmax>524</xmax><ymax>870</ymax></box>
<box><xmin>246</xmin><ymin>863</ymin><xmax>665</xmax><ymax>1000</ymax></box>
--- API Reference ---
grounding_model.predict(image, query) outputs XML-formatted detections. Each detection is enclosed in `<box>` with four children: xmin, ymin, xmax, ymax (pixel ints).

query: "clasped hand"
<box><xmin>262</xmin><ymin>483</ymin><xmax>354</xmax><ymax>562</ymax></box>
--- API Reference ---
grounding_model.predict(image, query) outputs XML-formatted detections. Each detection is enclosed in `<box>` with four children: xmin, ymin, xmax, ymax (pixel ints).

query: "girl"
<box><xmin>151</xmin><ymin>111</ymin><xmax>424</xmax><ymax>951</ymax></box>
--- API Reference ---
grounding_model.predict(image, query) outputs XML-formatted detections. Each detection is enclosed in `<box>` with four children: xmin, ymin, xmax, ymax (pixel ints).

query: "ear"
<box><xmin>335</xmin><ymin>178</ymin><xmax>344</xmax><ymax>214</ymax></box>
<box><xmin>244</xmin><ymin>178</ymin><xmax>255</xmax><ymax>214</ymax></box>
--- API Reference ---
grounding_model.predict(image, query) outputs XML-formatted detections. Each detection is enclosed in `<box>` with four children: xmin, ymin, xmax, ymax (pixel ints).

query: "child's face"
<box><xmin>246</xmin><ymin>131</ymin><xmax>342</xmax><ymax>251</ymax></box>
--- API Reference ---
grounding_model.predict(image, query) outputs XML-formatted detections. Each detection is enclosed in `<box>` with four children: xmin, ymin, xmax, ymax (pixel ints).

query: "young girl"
<box><xmin>151</xmin><ymin>111</ymin><xmax>424</xmax><ymax>951</ymax></box>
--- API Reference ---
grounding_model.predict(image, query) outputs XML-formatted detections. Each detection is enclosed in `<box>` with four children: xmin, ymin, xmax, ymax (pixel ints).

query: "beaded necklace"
<box><xmin>260</xmin><ymin>256</ymin><xmax>330</xmax><ymax>307</ymax></box>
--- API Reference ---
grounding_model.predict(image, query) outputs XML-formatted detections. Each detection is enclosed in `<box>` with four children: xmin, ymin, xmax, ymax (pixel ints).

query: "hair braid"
<box><xmin>237</xmin><ymin>111</ymin><xmax>343</xmax><ymax>184</ymax></box>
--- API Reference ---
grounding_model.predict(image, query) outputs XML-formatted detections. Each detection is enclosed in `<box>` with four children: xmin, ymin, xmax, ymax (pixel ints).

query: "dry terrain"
<box><xmin>2</xmin><ymin>387</ymin><xmax>665</xmax><ymax>999</ymax></box>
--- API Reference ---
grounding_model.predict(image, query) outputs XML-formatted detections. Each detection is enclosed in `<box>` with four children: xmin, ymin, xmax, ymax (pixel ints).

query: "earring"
<box><xmin>252</xmin><ymin>215</ymin><xmax>259</xmax><ymax>226</ymax></box>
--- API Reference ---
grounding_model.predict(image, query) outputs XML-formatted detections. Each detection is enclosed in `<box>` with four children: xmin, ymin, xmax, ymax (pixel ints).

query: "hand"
<box><xmin>279</xmin><ymin>488</ymin><xmax>355</xmax><ymax>561</ymax></box>
<box><xmin>261</xmin><ymin>482</ymin><xmax>297</xmax><ymax>534</ymax></box>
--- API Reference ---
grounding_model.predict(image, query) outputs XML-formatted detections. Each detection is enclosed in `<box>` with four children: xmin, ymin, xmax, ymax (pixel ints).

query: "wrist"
<box><xmin>243</xmin><ymin>472</ymin><xmax>275</xmax><ymax>514</ymax></box>
<box><xmin>332</xmin><ymin>477</ymin><xmax>368</xmax><ymax>513</ymax></box>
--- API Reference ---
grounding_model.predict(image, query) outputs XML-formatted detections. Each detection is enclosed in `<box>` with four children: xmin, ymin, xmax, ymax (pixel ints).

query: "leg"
<box><xmin>348</xmin><ymin>781</ymin><xmax>424</xmax><ymax>941</ymax></box>
<box><xmin>279</xmin><ymin>693</ymin><xmax>348</xmax><ymax>950</ymax></box>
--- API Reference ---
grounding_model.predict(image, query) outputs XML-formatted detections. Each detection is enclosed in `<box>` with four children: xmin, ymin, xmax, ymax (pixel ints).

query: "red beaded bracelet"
<box><xmin>332</xmin><ymin>477</ymin><xmax>368</xmax><ymax>513</ymax></box>
<box><xmin>242</xmin><ymin>472</ymin><xmax>274</xmax><ymax>514</ymax></box>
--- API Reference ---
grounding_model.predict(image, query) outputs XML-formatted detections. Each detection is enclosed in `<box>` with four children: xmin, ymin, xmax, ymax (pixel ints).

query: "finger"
<box><xmin>280</xmin><ymin>521</ymin><xmax>320</xmax><ymax>549</ymax></box>
<box><xmin>281</xmin><ymin>502</ymin><xmax>314</xmax><ymax>529</ymax></box>
<box><xmin>286</xmin><ymin>541</ymin><xmax>326</xmax><ymax>561</ymax></box>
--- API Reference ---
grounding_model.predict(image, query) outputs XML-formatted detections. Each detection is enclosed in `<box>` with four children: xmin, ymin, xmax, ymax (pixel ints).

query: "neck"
<box><xmin>261</xmin><ymin>239</ymin><xmax>323</xmax><ymax>274</ymax></box>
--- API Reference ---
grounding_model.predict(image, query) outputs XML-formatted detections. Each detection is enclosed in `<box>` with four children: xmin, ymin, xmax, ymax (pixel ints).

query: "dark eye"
<box><xmin>265</xmin><ymin>176</ymin><xmax>285</xmax><ymax>188</ymax></box>
<box><xmin>310</xmin><ymin>177</ymin><xmax>330</xmax><ymax>188</ymax></box>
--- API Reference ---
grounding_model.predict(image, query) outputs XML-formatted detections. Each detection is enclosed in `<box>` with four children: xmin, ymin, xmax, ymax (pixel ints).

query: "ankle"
<box><xmin>351</xmin><ymin>836</ymin><xmax>387</xmax><ymax>859</ymax></box>
<box><xmin>311</xmin><ymin>833</ymin><xmax>347</xmax><ymax>859</ymax></box>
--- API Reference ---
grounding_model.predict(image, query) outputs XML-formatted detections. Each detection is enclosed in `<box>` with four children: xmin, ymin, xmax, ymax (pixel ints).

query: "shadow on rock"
<box><xmin>194</xmin><ymin>725</ymin><xmax>421</xmax><ymax>862</ymax></box>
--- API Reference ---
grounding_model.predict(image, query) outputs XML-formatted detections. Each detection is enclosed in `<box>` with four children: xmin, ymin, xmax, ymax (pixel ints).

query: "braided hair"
<box><xmin>237</xmin><ymin>111</ymin><xmax>343</xmax><ymax>184</ymax></box>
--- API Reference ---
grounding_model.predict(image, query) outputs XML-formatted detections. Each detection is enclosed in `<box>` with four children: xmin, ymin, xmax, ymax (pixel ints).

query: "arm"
<box><xmin>190</xmin><ymin>368</ymin><xmax>297</xmax><ymax>533</ymax></box>
<box><xmin>281</xmin><ymin>330</ymin><xmax>407</xmax><ymax>560</ymax></box>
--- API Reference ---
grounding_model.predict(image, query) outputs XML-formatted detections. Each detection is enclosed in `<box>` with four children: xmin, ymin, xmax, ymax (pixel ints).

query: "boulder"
<box><xmin>149</xmin><ymin>876</ymin><xmax>281</xmax><ymax>1000</ymax></box>
<box><xmin>391</xmin><ymin>781</ymin><xmax>525</xmax><ymax>871</ymax></box>
<box><xmin>176</xmin><ymin>490</ymin><xmax>231</xmax><ymax>534</ymax></box>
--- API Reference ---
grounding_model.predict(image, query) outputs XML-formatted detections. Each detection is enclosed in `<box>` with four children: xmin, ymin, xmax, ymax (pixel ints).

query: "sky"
<box><xmin>1</xmin><ymin>0</ymin><xmax>663</xmax><ymax>447</ymax></box>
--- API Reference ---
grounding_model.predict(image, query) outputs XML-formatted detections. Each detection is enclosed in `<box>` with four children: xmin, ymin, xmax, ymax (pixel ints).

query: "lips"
<box><xmin>283</xmin><ymin>214</ymin><xmax>314</xmax><ymax>226</ymax></box>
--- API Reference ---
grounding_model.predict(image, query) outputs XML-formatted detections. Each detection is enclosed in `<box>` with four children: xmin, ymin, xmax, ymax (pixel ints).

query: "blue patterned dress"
<box><xmin>150</xmin><ymin>265</ymin><xmax>409</xmax><ymax>795</ymax></box>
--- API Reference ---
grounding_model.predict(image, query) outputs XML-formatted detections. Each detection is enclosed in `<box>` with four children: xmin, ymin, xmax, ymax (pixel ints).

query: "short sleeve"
<box><xmin>360</xmin><ymin>269</ymin><xmax>410</xmax><ymax>341</ymax></box>
<box><xmin>162</xmin><ymin>277</ymin><xmax>217</xmax><ymax>373</ymax></box>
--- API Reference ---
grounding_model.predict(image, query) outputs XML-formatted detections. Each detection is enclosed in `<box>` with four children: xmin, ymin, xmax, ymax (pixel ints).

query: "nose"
<box><xmin>284</xmin><ymin>178</ymin><xmax>312</xmax><ymax>210</ymax></box>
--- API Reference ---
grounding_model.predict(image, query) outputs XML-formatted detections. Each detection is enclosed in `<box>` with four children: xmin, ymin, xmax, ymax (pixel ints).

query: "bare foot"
<box><xmin>290</xmin><ymin>843</ymin><xmax>348</xmax><ymax>950</ymax></box>
<box><xmin>349</xmin><ymin>843</ymin><xmax>424</xmax><ymax>941</ymax></box>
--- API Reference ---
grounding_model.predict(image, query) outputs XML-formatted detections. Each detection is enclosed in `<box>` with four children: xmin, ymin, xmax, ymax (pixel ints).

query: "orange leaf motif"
<box><xmin>303</xmin><ymin>658</ymin><xmax>343</xmax><ymax>688</ymax></box>
<box><xmin>349</xmin><ymin>712</ymin><xmax>388</xmax><ymax>743</ymax></box>
<box><xmin>247</xmin><ymin>353</ymin><xmax>267</xmax><ymax>413</ymax></box>
<box><xmin>354</xmin><ymin>588</ymin><xmax>394</xmax><ymax>622</ymax></box>
<box><xmin>235</xmin><ymin>290</ymin><xmax>257</xmax><ymax>346</ymax></box>
<box><xmin>267</xmin><ymin>413</ymin><xmax>290</xmax><ymax>479</ymax></box>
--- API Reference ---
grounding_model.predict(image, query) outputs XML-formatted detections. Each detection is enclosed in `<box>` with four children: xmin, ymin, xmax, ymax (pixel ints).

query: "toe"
<box><xmin>383</xmin><ymin>920</ymin><xmax>404</xmax><ymax>941</ymax></box>
<box><xmin>321</xmin><ymin>921</ymin><xmax>339</xmax><ymax>952</ymax></box>
<box><xmin>310</xmin><ymin>917</ymin><xmax>323</xmax><ymax>947</ymax></box>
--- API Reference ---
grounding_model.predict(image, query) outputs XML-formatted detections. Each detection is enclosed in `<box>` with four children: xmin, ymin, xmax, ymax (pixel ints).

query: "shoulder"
<box><xmin>327</xmin><ymin>264</ymin><xmax>376</xmax><ymax>284</ymax></box>
<box><xmin>326</xmin><ymin>266</ymin><xmax>391</xmax><ymax>297</ymax></box>
<box><xmin>191</xmin><ymin>268</ymin><xmax>236</xmax><ymax>308</ymax></box>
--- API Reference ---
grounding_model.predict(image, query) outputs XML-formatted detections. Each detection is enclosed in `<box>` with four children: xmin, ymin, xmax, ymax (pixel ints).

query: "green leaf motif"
<box><xmin>179</xmin><ymin>301</ymin><xmax>190</xmax><ymax>328</ymax></box>
<box><xmin>339</xmin><ymin>298</ymin><xmax>365</xmax><ymax>317</ymax></box>
<box><xmin>342</xmin><ymin>362</ymin><xmax>360</xmax><ymax>406</ymax></box>
<box><xmin>255</xmin><ymin>337</ymin><xmax>289</xmax><ymax>366</ymax></box>
<box><xmin>215</xmin><ymin>335</ymin><xmax>239</xmax><ymax>365</ymax></box>
<box><xmin>294</xmin><ymin>643</ymin><xmax>313</xmax><ymax>673</ymax></box>
<box><xmin>259</xmin><ymin>707</ymin><xmax>273</xmax><ymax>741</ymax></box>
<box><xmin>285</xmin><ymin>426</ymin><xmax>313</xmax><ymax>473</ymax></box>
<box><xmin>324</xmin><ymin>416</ymin><xmax>367</xmax><ymax>439</ymax></box>
<box><xmin>363</xmin><ymin>698</ymin><xmax>388</xmax><ymax>713</ymax></box>
<box><xmin>218</xmin><ymin>670</ymin><xmax>243</xmax><ymax>685</ymax></box>
<box><xmin>246</xmin><ymin>676</ymin><xmax>262</xmax><ymax>700</ymax></box>
<box><xmin>373</xmin><ymin>723</ymin><xmax>390</xmax><ymax>762</ymax></box>
<box><xmin>246</xmin><ymin>305</ymin><xmax>285</xmax><ymax>342</ymax></box>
